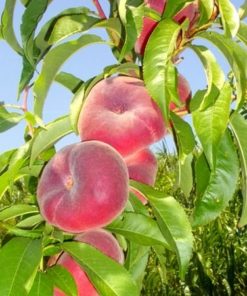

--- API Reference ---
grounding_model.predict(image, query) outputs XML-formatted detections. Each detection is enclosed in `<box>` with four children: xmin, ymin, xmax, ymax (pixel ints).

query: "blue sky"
<box><xmin>0</xmin><ymin>0</ymin><xmax>244</xmax><ymax>154</ymax></box>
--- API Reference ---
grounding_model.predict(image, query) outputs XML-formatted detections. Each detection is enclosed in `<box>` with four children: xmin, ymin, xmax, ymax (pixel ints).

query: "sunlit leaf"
<box><xmin>192</xmin><ymin>82</ymin><xmax>232</xmax><ymax>169</ymax></box>
<box><xmin>143</xmin><ymin>19</ymin><xmax>181</xmax><ymax>120</ymax></box>
<box><xmin>0</xmin><ymin>105</ymin><xmax>23</xmax><ymax>132</ymax></box>
<box><xmin>62</xmin><ymin>241</ymin><xmax>139</xmax><ymax>296</ymax></box>
<box><xmin>21</xmin><ymin>0</ymin><xmax>49</xmax><ymax>64</ymax></box>
<box><xmin>217</xmin><ymin>0</ymin><xmax>240</xmax><ymax>37</ymax></box>
<box><xmin>107</xmin><ymin>212</ymin><xmax>170</xmax><ymax>247</ymax></box>
<box><xmin>28</xmin><ymin>271</ymin><xmax>53</xmax><ymax>296</ymax></box>
<box><xmin>0</xmin><ymin>204</ymin><xmax>38</xmax><ymax>221</ymax></box>
<box><xmin>198</xmin><ymin>0</ymin><xmax>215</xmax><ymax>26</ymax></box>
<box><xmin>0</xmin><ymin>0</ymin><xmax>23</xmax><ymax>54</ymax></box>
<box><xmin>190</xmin><ymin>45</ymin><xmax>225</xmax><ymax>108</ymax></box>
<box><xmin>0</xmin><ymin>238</ymin><xmax>42</xmax><ymax>296</ymax></box>
<box><xmin>55</xmin><ymin>72</ymin><xmax>84</xmax><ymax>94</ymax></box>
<box><xmin>130</xmin><ymin>181</ymin><xmax>193</xmax><ymax>279</ymax></box>
<box><xmin>198</xmin><ymin>31</ymin><xmax>247</xmax><ymax>108</ymax></box>
<box><xmin>30</xmin><ymin>115</ymin><xmax>73</xmax><ymax>165</ymax></box>
<box><xmin>47</xmin><ymin>265</ymin><xmax>77</xmax><ymax>296</ymax></box>
<box><xmin>33</xmin><ymin>34</ymin><xmax>105</xmax><ymax>117</ymax></box>
<box><xmin>230</xmin><ymin>112</ymin><xmax>247</xmax><ymax>227</ymax></box>
<box><xmin>163</xmin><ymin>0</ymin><xmax>194</xmax><ymax>18</ymax></box>
<box><xmin>192</xmin><ymin>129</ymin><xmax>239</xmax><ymax>227</ymax></box>
<box><xmin>237</xmin><ymin>22</ymin><xmax>247</xmax><ymax>45</ymax></box>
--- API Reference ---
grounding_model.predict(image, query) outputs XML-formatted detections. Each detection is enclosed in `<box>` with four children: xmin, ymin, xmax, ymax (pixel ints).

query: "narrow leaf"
<box><xmin>0</xmin><ymin>204</ymin><xmax>38</xmax><ymax>221</ymax></box>
<box><xmin>163</xmin><ymin>0</ymin><xmax>194</xmax><ymax>18</ymax></box>
<box><xmin>55</xmin><ymin>72</ymin><xmax>84</xmax><ymax>94</ymax></box>
<box><xmin>0</xmin><ymin>238</ymin><xmax>42</xmax><ymax>296</ymax></box>
<box><xmin>192</xmin><ymin>129</ymin><xmax>239</xmax><ymax>227</ymax></box>
<box><xmin>0</xmin><ymin>0</ymin><xmax>23</xmax><ymax>54</ymax></box>
<box><xmin>107</xmin><ymin>212</ymin><xmax>170</xmax><ymax>247</ymax></box>
<box><xmin>230</xmin><ymin>112</ymin><xmax>247</xmax><ymax>227</ymax></box>
<box><xmin>192</xmin><ymin>82</ymin><xmax>232</xmax><ymax>169</ymax></box>
<box><xmin>28</xmin><ymin>272</ymin><xmax>53</xmax><ymax>296</ymax></box>
<box><xmin>47</xmin><ymin>265</ymin><xmax>77</xmax><ymax>296</ymax></box>
<box><xmin>143</xmin><ymin>19</ymin><xmax>181</xmax><ymax>119</ymax></box>
<box><xmin>198</xmin><ymin>0</ymin><xmax>215</xmax><ymax>26</ymax></box>
<box><xmin>218</xmin><ymin>0</ymin><xmax>240</xmax><ymax>37</ymax></box>
<box><xmin>62</xmin><ymin>242</ymin><xmax>139</xmax><ymax>296</ymax></box>
<box><xmin>21</xmin><ymin>0</ymin><xmax>49</xmax><ymax>64</ymax></box>
<box><xmin>237</xmin><ymin>22</ymin><xmax>247</xmax><ymax>45</ymax></box>
<box><xmin>198</xmin><ymin>31</ymin><xmax>247</xmax><ymax>108</ymax></box>
<box><xmin>0</xmin><ymin>105</ymin><xmax>24</xmax><ymax>132</ymax></box>
<box><xmin>30</xmin><ymin>115</ymin><xmax>73</xmax><ymax>165</ymax></box>
<box><xmin>190</xmin><ymin>45</ymin><xmax>225</xmax><ymax>108</ymax></box>
<box><xmin>33</xmin><ymin>34</ymin><xmax>105</xmax><ymax>117</ymax></box>
<box><xmin>170</xmin><ymin>112</ymin><xmax>195</xmax><ymax>161</ymax></box>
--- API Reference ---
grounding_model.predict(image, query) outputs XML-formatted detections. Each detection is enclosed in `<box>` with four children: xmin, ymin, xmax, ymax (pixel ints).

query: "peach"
<box><xmin>169</xmin><ymin>74</ymin><xmax>191</xmax><ymax>112</ymax></box>
<box><xmin>125</xmin><ymin>148</ymin><xmax>157</xmax><ymax>204</ymax></box>
<box><xmin>135</xmin><ymin>0</ymin><xmax>199</xmax><ymax>55</ymax></box>
<box><xmin>54</xmin><ymin>229</ymin><xmax>124</xmax><ymax>296</ymax></box>
<box><xmin>78</xmin><ymin>76</ymin><xmax>165</xmax><ymax>156</ymax></box>
<box><xmin>37</xmin><ymin>141</ymin><xmax>129</xmax><ymax>233</ymax></box>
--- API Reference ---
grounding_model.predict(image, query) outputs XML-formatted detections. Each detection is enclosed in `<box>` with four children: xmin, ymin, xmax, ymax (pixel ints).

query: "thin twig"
<box><xmin>92</xmin><ymin>0</ymin><xmax>106</xmax><ymax>19</ymax></box>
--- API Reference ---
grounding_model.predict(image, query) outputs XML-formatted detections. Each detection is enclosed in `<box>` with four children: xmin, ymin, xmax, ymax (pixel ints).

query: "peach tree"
<box><xmin>0</xmin><ymin>0</ymin><xmax>247</xmax><ymax>295</ymax></box>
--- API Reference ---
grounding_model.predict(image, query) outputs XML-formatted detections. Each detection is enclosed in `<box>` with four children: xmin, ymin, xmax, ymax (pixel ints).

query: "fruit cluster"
<box><xmin>36</xmin><ymin>1</ymin><xmax>197</xmax><ymax>294</ymax></box>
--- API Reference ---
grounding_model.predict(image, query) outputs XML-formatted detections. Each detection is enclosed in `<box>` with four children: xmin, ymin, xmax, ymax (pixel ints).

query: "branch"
<box><xmin>92</xmin><ymin>0</ymin><xmax>106</xmax><ymax>19</ymax></box>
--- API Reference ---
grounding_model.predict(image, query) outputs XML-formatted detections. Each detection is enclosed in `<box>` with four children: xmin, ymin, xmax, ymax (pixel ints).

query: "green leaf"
<box><xmin>163</xmin><ymin>0</ymin><xmax>194</xmax><ymax>18</ymax></box>
<box><xmin>16</xmin><ymin>214</ymin><xmax>43</xmax><ymax>228</ymax></box>
<box><xmin>230</xmin><ymin>112</ymin><xmax>247</xmax><ymax>227</ymax></box>
<box><xmin>0</xmin><ymin>105</ymin><xmax>24</xmax><ymax>132</ymax></box>
<box><xmin>34</xmin><ymin>8</ymin><xmax>106</xmax><ymax>60</ymax></box>
<box><xmin>198</xmin><ymin>31</ymin><xmax>247</xmax><ymax>108</ymax></box>
<box><xmin>124</xmin><ymin>242</ymin><xmax>149</xmax><ymax>291</ymax></box>
<box><xmin>28</xmin><ymin>272</ymin><xmax>53</xmax><ymax>296</ymax></box>
<box><xmin>62</xmin><ymin>241</ymin><xmax>139</xmax><ymax>296</ymax></box>
<box><xmin>129</xmin><ymin>181</ymin><xmax>193</xmax><ymax>279</ymax></box>
<box><xmin>107</xmin><ymin>212</ymin><xmax>170</xmax><ymax>247</ymax></box>
<box><xmin>143</xmin><ymin>19</ymin><xmax>181</xmax><ymax>120</ymax></box>
<box><xmin>0</xmin><ymin>238</ymin><xmax>42</xmax><ymax>296</ymax></box>
<box><xmin>150</xmin><ymin>196</ymin><xmax>193</xmax><ymax>279</ymax></box>
<box><xmin>192</xmin><ymin>129</ymin><xmax>239</xmax><ymax>227</ymax></box>
<box><xmin>192</xmin><ymin>82</ymin><xmax>232</xmax><ymax>169</ymax></box>
<box><xmin>217</xmin><ymin>0</ymin><xmax>240</xmax><ymax>37</ymax></box>
<box><xmin>18</xmin><ymin>56</ymin><xmax>35</xmax><ymax>95</ymax></box>
<box><xmin>47</xmin><ymin>8</ymin><xmax>99</xmax><ymax>45</ymax></box>
<box><xmin>0</xmin><ymin>149</ymin><xmax>16</xmax><ymax>175</ymax></box>
<box><xmin>190</xmin><ymin>45</ymin><xmax>225</xmax><ymax>108</ymax></box>
<box><xmin>0</xmin><ymin>204</ymin><xmax>38</xmax><ymax>221</ymax></box>
<box><xmin>239</xmin><ymin>0</ymin><xmax>247</xmax><ymax>19</ymax></box>
<box><xmin>33</xmin><ymin>34</ymin><xmax>105</xmax><ymax>117</ymax></box>
<box><xmin>21</xmin><ymin>0</ymin><xmax>49</xmax><ymax>64</ymax></box>
<box><xmin>0</xmin><ymin>0</ymin><xmax>23</xmax><ymax>54</ymax></box>
<box><xmin>198</xmin><ymin>0</ymin><xmax>215</xmax><ymax>26</ymax></box>
<box><xmin>118</xmin><ymin>6</ymin><xmax>138</xmax><ymax>62</ymax></box>
<box><xmin>237</xmin><ymin>22</ymin><xmax>247</xmax><ymax>45</ymax></box>
<box><xmin>0</xmin><ymin>142</ymin><xmax>30</xmax><ymax>199</ymax></box>
<box><xmin>195</xmin><ymin>152</ymin><xmax>210</xmax><ymax>198</ymax></box>
<box><xmin>170</xmin><ymin>112</ymin><xmax>195</xmax><ymax>161</ymax></box>
<box><xmin>176</xmin><ymin>153</ymin><xmax>193</xmax><ymax>198</ymax></box>
<box><xmin>30</xmin><ymin>115</ymin><xmax>73</xmax><ymax>165</ymax></box>
<box><xmin>47</xmin><ymin>265</ymin><xmax>77</xmax><ymax>296</ymax></box>
<box><xmin>55</xmin><ymin>72</ymin><xmax>84</xmax><ymax>94</ymax></box>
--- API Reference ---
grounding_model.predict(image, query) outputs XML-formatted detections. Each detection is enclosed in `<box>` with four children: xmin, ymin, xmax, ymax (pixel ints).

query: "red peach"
<box><xmin>125</xmin><ymin>148</ymin><xmax>157</xmax><ymax>204</ymax></box>
<box><xmin>54</xmin><ymin>229</ymin><xmax>124</xmax><ymax>296</ymax></box>
<box><xmin>78</xmin><ymin>76</ymin><xmax>165</xmax><ymax>156</ymax></box>
<box><xmin>169</xmin><ymin>74</ymin><xmax>191</xmax><ymax>112</ymax></box>
<box><xmin>37</xmin><ymin>141</ymin><xmax>129</xmax><ymax>233</ymax></box>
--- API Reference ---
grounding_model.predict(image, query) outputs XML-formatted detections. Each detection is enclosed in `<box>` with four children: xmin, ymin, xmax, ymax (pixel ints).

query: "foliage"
<box><xmin>0</xmin><ymin>0</ymin><xmax>247</xmax><ymax>295</ymax></box>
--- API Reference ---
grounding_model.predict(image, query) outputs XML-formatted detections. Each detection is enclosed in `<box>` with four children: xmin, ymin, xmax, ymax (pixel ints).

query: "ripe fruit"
<box><xmin>78</xmin><ymin>76</ymin><xmax>165</xmax><ymax>156</ymax></box>
<box><xmin>37</xmin><ymin>141</ymin><xmax>129</xmax><ymax>233</ymax></box>
<box><xmin>54</xmin><ymin>229</ymin><xmax>124</xmax><ymax>296</ymax></box>
<box><xmin>125</xmin><ymin>148</ymin><xmax>157</xmax><ymax>204</ymax></box>
<box><xmin>135</xmin><ymin>0</ymin><xmax>199</xmax><ymax>55</ymax></box>
<box><xmin>169</xmin><ymin>74</ymin><xmax>191</xmax><ymax>112</ymax></box>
